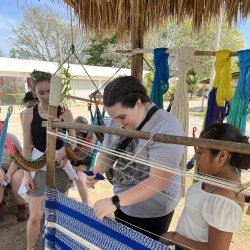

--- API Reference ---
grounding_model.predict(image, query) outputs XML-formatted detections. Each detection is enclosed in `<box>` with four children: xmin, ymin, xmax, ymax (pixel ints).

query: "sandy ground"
<box><xmin>0</xmin><ymin>98</ymin><xmax>249</xmax><ymax>250</ymax></box>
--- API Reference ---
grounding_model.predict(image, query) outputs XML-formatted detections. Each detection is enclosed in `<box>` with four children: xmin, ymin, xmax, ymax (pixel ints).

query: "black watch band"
<box><xmin>111</xmin><ymin>195</ymin><xmax>121</xmax><ymax>210</ymax></box>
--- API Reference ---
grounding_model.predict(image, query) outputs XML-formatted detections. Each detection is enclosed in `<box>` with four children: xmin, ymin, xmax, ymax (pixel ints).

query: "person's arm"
<box><xmin>93</xmin><ymin>166</ymin><xmax>173</xmax><ymax>219</ymax></box>
<box><xmin>21</xmin><ymin>108</ymin><xmax>34</xmax><ymax>191</ymax></box>
<box><xmin>22</xmin><ymin>108</ymin><xmax>33</xmax><ymax>159</ymax></box>
<box><xmin>95</xmin><ymin>152</ymin><xmax>117</xmax><ymax>173</ymax></box>
<box><xmin>5</xmin><ymin>161</ymin><xmax>19</xmax><ymax>179</ymax></box>
<box><xmin>161</xmin><ymin>226</ymin><xmax>233</xmax><ymax>250</ymax></box>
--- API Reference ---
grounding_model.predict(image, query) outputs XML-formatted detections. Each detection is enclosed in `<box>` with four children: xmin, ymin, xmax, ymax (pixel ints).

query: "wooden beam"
<box><xmin>46</xmin><ymin>105</ymin><xmax>57</xmax><ymax>188</ymax></box>
<box><xmin>116</xmin><ymin>49</ymin><xmax>238</xmax><ymax>57</ymax></box>
<box><xmin>130</xmin><ymin>0</ymin><xmax>144</xmax><ymax>82</ymax></box>
<box><xmin>53</xmin><ymin>122</ymin><xmax>250</xmax><ymax>155</ymax></box>
<box><xmin>61</xmin><ymin>94</ymin><xmax>103</xmax><ymax>104</ymax></box>
<box><xmin>46</xmin><ymin>76</ymin><xmax>62</xmax><ymax>188</ymax></box>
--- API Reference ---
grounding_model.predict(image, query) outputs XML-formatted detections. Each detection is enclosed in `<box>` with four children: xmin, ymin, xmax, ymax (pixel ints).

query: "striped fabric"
<box><xmin>44</xmin><ymin>187</ymin><xmax>173</xmax><ymax>250</ymax></box>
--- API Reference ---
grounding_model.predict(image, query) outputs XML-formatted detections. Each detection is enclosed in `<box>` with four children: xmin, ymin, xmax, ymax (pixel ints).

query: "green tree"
<box><xmin>186</xmin><ymin>69</ymin><xmax>199</xmax><ymax>99</ymax></box>
<box><xmin>83</xmin><ymin>34</ymin><xmax>117</xmax><ymax>66</ymax></box>
<box><xmin>83</xmin><ymin>34</ymin><xmax>131</xmax><ymax>68</ymax></box>
<box><xmin>10</xmin><ymin>5</ymin><xmax>88</xmax><ymax>63</ymax></box>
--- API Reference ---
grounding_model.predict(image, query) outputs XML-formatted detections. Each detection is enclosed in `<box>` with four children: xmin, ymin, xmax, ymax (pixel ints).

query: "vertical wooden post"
<box><xmin>46</xmin><ymin>75</ymin><xmax>62</xmax><ymax>188</ymax></box>
<box><xmin>130</xmin><ymin>0</ymin><xmax>144</xmax><ymax>82</ymax></box>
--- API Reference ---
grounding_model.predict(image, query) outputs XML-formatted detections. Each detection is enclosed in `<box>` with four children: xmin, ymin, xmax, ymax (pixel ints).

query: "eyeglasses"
<box><xmin>31</xmin><ymin>72</ymin><xmax>52</xmax><ymax>82</ymax></box>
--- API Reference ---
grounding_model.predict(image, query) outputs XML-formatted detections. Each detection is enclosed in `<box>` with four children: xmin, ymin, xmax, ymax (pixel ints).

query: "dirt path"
<box><xmin>0</xmin><ymin>99</ymin><xmax>249</xmax><ymax>249</ymax></box>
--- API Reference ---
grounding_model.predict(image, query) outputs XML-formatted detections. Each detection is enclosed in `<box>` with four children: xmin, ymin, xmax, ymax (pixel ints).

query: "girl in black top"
<box><xmin>22</xmin><ymin>70</ymin><xmax>75</xmax><ymax>250</ymax></box>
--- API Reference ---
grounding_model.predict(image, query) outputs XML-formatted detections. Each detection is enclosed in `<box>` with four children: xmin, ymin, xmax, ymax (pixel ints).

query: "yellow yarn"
<box><xmin>212</xmin><ymin>50</ymin><xmax>234</xmax><ymax>107</ymax></box>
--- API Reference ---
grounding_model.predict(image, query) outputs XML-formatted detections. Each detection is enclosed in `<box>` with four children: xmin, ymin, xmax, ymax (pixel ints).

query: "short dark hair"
<box><xmin>22</xmin><ymin>91</ymin><xmax>37</xmax><ymax>105</ymax></box>
<box><xmin>103</xmin><ymin>76</ymin><xmax>151</xmax><ymax>108</ymax></box>
<box><xmin>200</xmin><ymin>123</ymin><xmax>250</xmax><ymax>170</ymax></box>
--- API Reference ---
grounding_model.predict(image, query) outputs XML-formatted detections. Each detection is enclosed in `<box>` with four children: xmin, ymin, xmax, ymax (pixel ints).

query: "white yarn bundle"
<box><xmin>169</xmin><ymin>47</ymin><xmax>202</xmax><ymax>193</ymax></box>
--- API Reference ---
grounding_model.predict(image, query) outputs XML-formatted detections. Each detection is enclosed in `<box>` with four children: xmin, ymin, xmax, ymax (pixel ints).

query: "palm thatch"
<box><xmin>64</xmin><ymin>0</ymin><xmax>250</xmax><ymax>38</ymax></box>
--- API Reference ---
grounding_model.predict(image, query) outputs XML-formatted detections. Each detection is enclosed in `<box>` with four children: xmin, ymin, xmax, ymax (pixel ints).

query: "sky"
<box><xmin>0</xmin><ymin>0</ymin><xmax>250</xmax><ymax>57</ymax></box>
<box><xmin>0</xmin><ymin>0</ymin><xmax>66</xmax><ymax>56</ymax></box>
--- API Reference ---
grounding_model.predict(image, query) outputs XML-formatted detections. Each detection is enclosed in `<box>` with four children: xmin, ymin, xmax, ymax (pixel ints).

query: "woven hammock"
<box><xmin>9</xmin><ymin>144</ymin><xmax>90</xmax><ymax>172</ymax></box>
<box><xmin>11</xmin><ymin>146</ymin><xmax>46</xmax><ymax>171</ymax></box>
<box><xmin>44</xmin><ymin>187</ymin><xmax>172</xmax><ymax>250</ymax></box>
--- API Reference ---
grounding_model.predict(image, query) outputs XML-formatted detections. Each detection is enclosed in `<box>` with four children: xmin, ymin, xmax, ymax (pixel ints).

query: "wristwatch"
<box><xmin>111</xmin><ymin>195</ymin><xmax>121</xmax><ymax>210</ymax></box>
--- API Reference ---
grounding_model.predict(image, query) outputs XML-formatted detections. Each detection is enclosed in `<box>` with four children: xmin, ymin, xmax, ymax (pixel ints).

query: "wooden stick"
<box><xmin>46</xmin><ymin>75</ymin><xmax>62</xmax><ymax>188</ymax></box>
<box><xmin>46</xmin><ymin>106</ymin><xmax>57</xmax><ymax>188</ymax></box>
<box><xmin>130</xmin><ymin>0</ymin><xmax>144</xmax><ymax>82</ymax></box>
<box><xmin>115</xmin><ymin>49</ymin><xmax>238</xmax><ymax>57</ymax></box>
<box><xmin>61</xmin><ymin>94</ymin><xmax>103</xmax><ymax>104</ymax></box>
<box><xmin>53</xmin><ymin>122</ymin><xmax>250</xmax><ymax>155</ymax></box>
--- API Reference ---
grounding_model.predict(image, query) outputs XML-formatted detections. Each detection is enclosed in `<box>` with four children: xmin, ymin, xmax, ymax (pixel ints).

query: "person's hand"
<box><xmin>159</xmin><ymin>231</ymin><xmax>177</xmax><ymax>245</ymax></box>
<box><xmin>93</xmin><ymin>198</ymin><xmax>117</xmax><ymax>220</ymax></box>
<box><xmin>4</xmin><ymin>173</ymin><xmax>12</xmax><ymax>184</ymax></box>
<box><xmin>56</xmin><ymin>148</ymin><xmax>68</xmax><ymax>168</ymax></box>
<box><xmin>24</xmin><ymin>173</ymin><xmax>34</xmax><ymax>192</ymax></box>
<box><xmin>58</xmin><ymin>156</ymin><xmax>68</xmax><ymax>168</ymax></box>
<box><xmin>85</xmin><ymin>166</ymin><xmax>103</xmax><ymax>189</ymax></box>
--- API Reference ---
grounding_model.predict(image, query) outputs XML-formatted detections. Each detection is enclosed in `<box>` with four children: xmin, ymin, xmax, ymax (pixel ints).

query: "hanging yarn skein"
<box><xmin>213</xmin><ymin>50</ymin><xmax>233</xmax><ymax>107</ymax></box>
<box><xmin>227</xmin><ymin>49</ymin><xmax>250</xmax><ymax>135</ymax></box>
<box><xmin>151</xmin><ymin>48</ymin><xmax>170</xmax><ymax>109</ymax></box>
<box><xmin>204</xmin><ymin>50</ymin><xmax>233</xmax><ymax>128</ymax></box>
<box><xmin>170</xmin><ymin>47</ymin><xmax>201</xmax><ymax>137</ymax></box>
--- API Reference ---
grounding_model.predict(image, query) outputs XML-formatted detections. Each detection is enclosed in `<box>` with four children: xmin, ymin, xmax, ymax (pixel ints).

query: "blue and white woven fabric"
<box><xmin>44</xmin><ymin>187</ymin><xmax>173</xmax><ymax>250</ymax></box>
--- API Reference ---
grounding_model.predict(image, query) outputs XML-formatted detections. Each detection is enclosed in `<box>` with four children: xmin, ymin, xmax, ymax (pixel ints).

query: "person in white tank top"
<box><xmin>160</xmin><ymin>123</ymin><xmax>249</xmax><ymax>250</ymax></box>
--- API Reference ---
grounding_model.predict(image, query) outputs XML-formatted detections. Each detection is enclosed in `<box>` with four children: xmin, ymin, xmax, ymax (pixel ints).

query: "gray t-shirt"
<box><xmin>102</xmin><ymin>103</ymin><xmax>184</xmax><ymax>218</ymax></box>
<box><xmin>1</xmin><ymin>133</ymin><xmax>22</xmax><ymax>171</ymax></box>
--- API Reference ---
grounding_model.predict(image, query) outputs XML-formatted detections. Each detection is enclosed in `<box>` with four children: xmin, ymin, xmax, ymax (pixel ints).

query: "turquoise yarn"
<box><xmin>151</xmin><ymin>48</ymin><xmax>169</xmax><ymax>109</ymax></box>
<box><xmin>0</xmin><ymin>106</ymin><xmax>13</xmax><ymax>168</ymax></box>
<box><xmin>227</xmin><ymin>50</ymin><xmax>250</xmax><ymax>135</ymax></box>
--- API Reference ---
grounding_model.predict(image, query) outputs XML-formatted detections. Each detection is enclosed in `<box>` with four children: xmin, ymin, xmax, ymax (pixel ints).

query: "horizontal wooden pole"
<box><xmin>53</xmin><ymin>122</ymin><xmax>250</xmax><ymax>155</ymax></box>
<box><xmin>61</xmin><ymin>94</ymin><xmax>103</xmax><ymax>104</ymax></box>
<box><xmin>115</xmin><ymin>49</ymin><xmax>238</xmax><ymax>57</ymax></box>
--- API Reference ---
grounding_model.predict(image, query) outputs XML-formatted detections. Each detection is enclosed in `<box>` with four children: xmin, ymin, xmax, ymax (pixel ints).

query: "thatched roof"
<box><xmin>64</xmin><ymin>0</ymin><xmax>250</xmax><ymax>37</ymax></box>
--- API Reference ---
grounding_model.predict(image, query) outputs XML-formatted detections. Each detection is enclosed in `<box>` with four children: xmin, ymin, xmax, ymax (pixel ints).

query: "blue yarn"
<box><xmin>227</xmin><ymin>49</ymin><xmax>250</xmax><ymax>135</ymax></box>
<box><xmin>0</xmin><ymin>106</ymin><xmax>13</xmax><ymax>168</ymax></box>
<box><xmin>46</xmin><ymin>200</ymin><xmax>152</xmax><ymax>250</ymax></box>
<box><xmin>84</xmin><ymin>170</ymin><xmax>105</xmax><ymax>180</ymax></box>
<box><xmin>45</xmin><ymin>232</ymin><xmax>72</xmax><ymax>250</ymax></box>
<box><xmin>44</xmin><ymin>187</ymin><xmax>171</xmax><ymax>250</ymax></box>
<box><xmin>204</xmin><ymin>88</ymin><xmax>216</xmax><ymax>128</ymax></box>
<box><xmin>151</xmin><ymin>48</ymin><xmax>169</xmax><ymax>109</ymax></box>
<box><xmin>204</xmin><ymin>88</ymin><xmax>229</xmax><ymax>128</ymax></box>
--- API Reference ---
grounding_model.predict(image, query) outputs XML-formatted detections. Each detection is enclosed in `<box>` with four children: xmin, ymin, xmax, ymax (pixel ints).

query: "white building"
<box><xmin>0</xmin><ymin>57</ymin><xmax>137</xmax><ymax>102</ymax></box>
